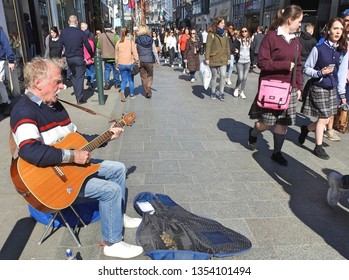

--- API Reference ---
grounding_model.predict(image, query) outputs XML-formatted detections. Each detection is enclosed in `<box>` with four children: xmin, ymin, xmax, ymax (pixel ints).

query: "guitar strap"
<box><xmin>58</xmin><ymin>98</ymin><xmax>118</xmax><ymax>121</ymax></box>
<box><xmin>9</xmin><ymin>98</ymin><xmax>119</xmax><ymax>161</ymax></box>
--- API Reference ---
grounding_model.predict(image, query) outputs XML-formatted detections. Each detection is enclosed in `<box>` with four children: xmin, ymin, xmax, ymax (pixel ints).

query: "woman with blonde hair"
<box><xmin>135</xmin><ymin>24</ymin><xmax>160</xmax><ymax>98</ymax></box>
<box><xmin>115</xmin><ymin>27</ymin><xmax>139</xmax><ymax>101</ymax></box>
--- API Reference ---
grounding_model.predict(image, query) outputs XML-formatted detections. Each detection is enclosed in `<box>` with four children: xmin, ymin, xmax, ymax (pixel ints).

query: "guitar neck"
<box><xmin>81</xmin><ymin>120</ymin><xmax>124</xmax><ymax>152</ymax></box>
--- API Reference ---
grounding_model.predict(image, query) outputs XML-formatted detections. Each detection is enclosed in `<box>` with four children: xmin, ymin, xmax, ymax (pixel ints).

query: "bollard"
<box><xmin>94</xmin><ymin>55</ymin><xmax>105</xmax><ymax>105</ymax></box>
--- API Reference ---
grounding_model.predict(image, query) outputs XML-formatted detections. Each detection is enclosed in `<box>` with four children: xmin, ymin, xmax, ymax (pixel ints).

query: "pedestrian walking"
<box><xmin>44</xmin><ymin>26</ymin><xmax>61</xmax><ymax>59</ymax></box>
<box><xmin>57</xmin><ymin>15</ymin><xmax>94</xmax><ymax>104</ymax></box>
<box><xmin>225</xmin><ymin>23</ymin><xmax>239</xmax><ymax>86</ymax></box>
<box><xmin>0</xmin><ymin>25</ymin><xmax>16</xmax><ymax>116</ymax></box>
<box><xmin>152</xmin><ymin>31</ymin><xmax>161</xmax><ymax>57</ymax></box>
<box><xmin>233</xmin><ymin>27</ymin><xmax>251</xmax><ymax>99</ymax></box>
<box><xmin>135</xmin><ymin>24</ymin><xmax>160</xmax><ymax>99</ymax></box>
<box><xmin>323</xmin><ymin>10</ymin><xmax>349</xmax><ymax>142</ymax></box>
<box><xmin>299</xmin><ymin>17</ymin><xmax>348</xmax><ymax>160</ymax></box>
<box><xmin>205</xmin><ymin>17</ymin><xmax>230</xmax><ymax>101</ymax></box>
<box><xmin>183</xmin><ymin>29</ymin><xmax>201</xmax><ymax>83</ymax></box>
<box><xmin>166</xmin><ymin>30</ymin><xmax>177</xmax><ymax>68</ymax></box>
<box><xmin>248</xmin><ymin>5</ymin><xmax>303</xmax><ymax>166</ymax></box>
<box><xmin>81</xmin><ymin>26</ymin><xmax>96</xmax><ymax>90</ymax></box>
<box><xmin>24</xmin><ymin>13</ymin><xmax>36</xmax><ymax>60</ymax></box>
<box><xmin>201</xmin><ymin>29</ymin><xmax>208</xmax><ymax>55</ymax></box>
<box><xmin>250</xmin><ymin>26</ymin><xmax>264</xmax><ymax>71</ymax></box>
<box><xmin>97</xmin><ymin>23</ymin><xmax>121</xmax><ymax>90</ymax></box>
<box><xmin>178</xmin><ymin>28</ymin><xmax>190</xmax><ymax>73</ymax></box>
<box><xmin>115</xmin><ymin>27</ymin><xmax>139</xmax><ymax>101</ymax></box>
<box><xmin>299</xmin><ymin>23</ymin><xmax>317</xmax><ymax>89</ymax></box>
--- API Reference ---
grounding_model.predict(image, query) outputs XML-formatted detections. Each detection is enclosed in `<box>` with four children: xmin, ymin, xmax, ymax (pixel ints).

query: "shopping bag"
<box><xmin>334</xmin><ymin>106</ymin><xmax>349</xmax><ymax>133</ymax></box>
<box><xmin>199</xmin><ymin>61</ymin><xmax>212</xmax><ymax>90</ymax></box>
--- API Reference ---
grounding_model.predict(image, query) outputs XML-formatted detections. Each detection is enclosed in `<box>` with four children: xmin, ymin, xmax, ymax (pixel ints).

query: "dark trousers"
<box><xmin>67</xmin><ymin>56</ymin><xmax>86</xmax><ymax>101</ymax></box>
<box><xmin>140</xmin><ymin>62</ymin><xmax>154</xmax><ymax>95</ymax></box>
<box><xmin>169</xmin><ymin>48</ymin><xmax>175</xmax><ymax>66</ymax></box>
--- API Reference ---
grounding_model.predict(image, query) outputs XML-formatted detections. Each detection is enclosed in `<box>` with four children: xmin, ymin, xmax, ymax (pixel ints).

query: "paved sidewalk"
<box><xmin>1</xmin><ymin>63</ymin><xmax>349</xmax><ymax>260</ymax></box>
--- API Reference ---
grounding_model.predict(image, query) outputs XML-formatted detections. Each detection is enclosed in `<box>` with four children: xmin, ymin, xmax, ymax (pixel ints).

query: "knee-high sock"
<box><xmin>273</xmin><ymin>133</ymin><xmax>286</xmax><ymax>153</ymax></box>
<box><xmin>251</xmin><ymin>127</ymin><xmax>261</xmax><ymax>137</ymax></box>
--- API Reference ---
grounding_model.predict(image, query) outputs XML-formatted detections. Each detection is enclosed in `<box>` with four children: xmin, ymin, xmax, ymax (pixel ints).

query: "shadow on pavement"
<box><xmin>0</xmin><ymin>217</ymin><xmax>36</xmax><ymax>260</ymax></box>
<box><xmin>252</xmin><ymin>151</ymin><xmax>349</xmax><ymax>259</ymax></box>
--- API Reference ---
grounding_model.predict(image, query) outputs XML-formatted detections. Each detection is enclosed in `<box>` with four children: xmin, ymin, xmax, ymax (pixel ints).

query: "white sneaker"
<box><xmin>233</xmin><ymin>88</ymin><xmax>240</xmax><ymax>97</ymax></box>
<box><xmin>239</xmin><ymin>91</ymin><xmax>246</xmax><ymax>99</ymax></box>
<box><xmin>327</xmin><ymin>172</ymin><xmax>343</xmax><ymax>207</ymax></box>
<box><xmin>103</xmin><ymin>241</ymin><xmax>143</xmax><ymax>258</ymax></box>
<box><xmin>191</xmin><ymin>78</ymin><xmax>195</xmax><ymax>83</ymax></box>
<box><xmin>171</xmin><ymin>65</ymin><xmax>174</xmax><ymax>68</ymax></box>
<box><xmin>225</xmin><ymin>78</ymin><xmax>232</xmax><ymax>85</ymax></box>
<box><xmin>324</xmin><ymin>129</ymin><xmax>341</xmax><ymax>141</ymax></box>
<box><xmin>124</xmin><ymin>214</ymin><xmax>142</xmax><ymax>228</ymax></box>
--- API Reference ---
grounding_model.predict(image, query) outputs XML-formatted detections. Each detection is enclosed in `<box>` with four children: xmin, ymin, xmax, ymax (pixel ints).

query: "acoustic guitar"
<box><xmin>10</xmin><ymin>112</ymin><xmax>136</xmax><ymax>213</ymax></box>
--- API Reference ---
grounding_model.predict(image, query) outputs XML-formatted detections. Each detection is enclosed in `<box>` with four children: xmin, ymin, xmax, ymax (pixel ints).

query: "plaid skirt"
<box><xmin>248</xmin><ymin>88</ymin><xmax>298</xmax><ymax>126</ymax></box>
<box><xmin>301</xmin><ymin>84</ymin><xmax>337</xmax><ymax>118</ymax></box>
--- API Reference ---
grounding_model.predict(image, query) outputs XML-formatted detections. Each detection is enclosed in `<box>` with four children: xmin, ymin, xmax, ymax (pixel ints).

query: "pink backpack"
<box><xmin>84</xmin><ymin>38</ymin><xmax>95</xmax><ymax>65</ymax></box>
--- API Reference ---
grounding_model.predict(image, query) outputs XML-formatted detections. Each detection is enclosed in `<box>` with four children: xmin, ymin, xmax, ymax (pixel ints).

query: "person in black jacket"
<box><xmin>299</xmin><ymin>23</ymin><xmax>317</xmax><ymax>88</ymax></box>
<box><xmin>135</xmin><ymin>24</ymin><xmax>160</xmax><ymax>98</ymax></box>
<box><xmin>57</xmin><ymin>15</ymin><xmax>94</xmax><ymax>104</ymax></box>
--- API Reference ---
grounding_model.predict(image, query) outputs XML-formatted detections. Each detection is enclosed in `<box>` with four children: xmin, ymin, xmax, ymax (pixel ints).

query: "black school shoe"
<box><xmin>298</xmin><ymin>125</ymin><xmax>309</xmax><ymax>145</ymax></box>
<box><xmin>313</xmin><ymin>146</ymin><xmax>330</xmax><ymax>160</ymax></box>
<box><xmin>248</xmin><ymin>128</ymin><xmax>257</xmax><ymax>151</ymax></box>
<box><xmin>271</xmin><ymin>152</ymin><xmax>288</xmax><ymax>166</ymax></box>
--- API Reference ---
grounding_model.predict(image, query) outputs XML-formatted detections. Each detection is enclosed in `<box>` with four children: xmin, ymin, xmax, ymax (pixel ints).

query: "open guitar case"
<box><xmin>134</xmin><ymin>192</ymin><xmax>252</xmax><ymax>260</ymax></box>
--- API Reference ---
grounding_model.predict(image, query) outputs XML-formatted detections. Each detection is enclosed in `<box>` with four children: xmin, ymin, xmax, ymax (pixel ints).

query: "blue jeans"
<box><xmin>104</xmin><ymin>61</ymin><xmax>121</xmax><ymax>86</ymax></box>
<box><xmin>227</xmin><ymin>54</ymin><xmax>235</xmax><ymax>80</ymax></box>
<box><xmin>79</xmin><ymin>160</ymin><xmax>126</xmax><ymax>244</ymax></box>
<box><xmin>119</xmin><ymin>64</ymin><xmax>135</xmax><ymax>95</ymax></box>
<box><xmin>86</xmin><ymin>64</ymin><xmax>95</xmax><ymax>85</ymax></box>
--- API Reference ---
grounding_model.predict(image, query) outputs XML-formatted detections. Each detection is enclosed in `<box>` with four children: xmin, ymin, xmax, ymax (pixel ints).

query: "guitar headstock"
<box><xmin>112</xmin><ymin>112</ymin><xmax>136</xmax><ymax>127</ymax></box>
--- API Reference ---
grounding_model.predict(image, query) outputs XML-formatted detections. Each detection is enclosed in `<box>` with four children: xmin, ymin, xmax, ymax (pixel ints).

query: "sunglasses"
<box><xmin>191</xmin><ymin>32</ymin><xmax>196</xmax><ymax>34</ymax></box>
<box><xmin>241</xmin><ymin>30</ymin><xmax>248</xmax><ymax>33</ymax></box>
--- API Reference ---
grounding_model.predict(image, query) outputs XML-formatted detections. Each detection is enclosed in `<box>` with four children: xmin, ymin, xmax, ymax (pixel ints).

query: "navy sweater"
<box><xmin>10</xmin><ymin>94</ymin><xmax>97</xmax><ymax>167</ymax></box>
<box><xmin>57</xmin><ymin>26</ymin><xmax>93</xmax><ymax>59</ymax></box>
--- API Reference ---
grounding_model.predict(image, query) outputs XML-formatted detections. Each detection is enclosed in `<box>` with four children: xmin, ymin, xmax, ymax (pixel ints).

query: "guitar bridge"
<box><xmin>52</xmin><ymin>166</ymin><xmax>68</xmax><ymax>182</ymax></box>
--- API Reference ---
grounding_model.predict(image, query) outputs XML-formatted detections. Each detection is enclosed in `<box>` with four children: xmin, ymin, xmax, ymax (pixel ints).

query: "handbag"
<box><xmin>130</xmin><ymin>39</ymin><xmax>140</xmax><ymax>75</ymax></box>
<box><xmin>334</xmin><ymin>105</ymin><xmax>349</xmax><ymax>133</ymax></box>
<box><xmin>257</xmin><ymin>43</ymin><xmax>298</xmax><ymax>110</ymax></box>
<box><xmin>131</xmin><ymin>64</ymin><xmax>140</xmax><ymax>75</ymax></box>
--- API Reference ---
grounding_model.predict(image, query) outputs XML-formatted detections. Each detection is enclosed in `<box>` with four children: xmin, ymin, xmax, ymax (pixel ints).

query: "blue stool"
<box><xmin>28</xmin><ymin>200</ymin><xmax>100</xmax><ymax>247</ymax></box>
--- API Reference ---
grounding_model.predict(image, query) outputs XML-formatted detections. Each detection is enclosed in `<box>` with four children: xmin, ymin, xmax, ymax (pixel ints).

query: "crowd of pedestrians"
<box><xmin>2</xmin><ymin>4</ymin><xmax>349</xmax><ymax>246</ymax></box>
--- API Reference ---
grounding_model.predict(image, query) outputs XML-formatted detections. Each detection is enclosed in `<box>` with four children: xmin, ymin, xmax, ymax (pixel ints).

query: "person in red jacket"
<box><xmin>248</xmin><ymin>5</ymin><xmax>303</xmax><ymax>166</ymax></box>
<box><xmin>178</xmin><ymin>28</ymin><xmax>190</xmax><ymax>74</ymax></box>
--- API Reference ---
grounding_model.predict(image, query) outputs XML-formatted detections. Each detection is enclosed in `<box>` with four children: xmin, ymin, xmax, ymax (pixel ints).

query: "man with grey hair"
<box><xmin>57</xmin><ymin>15</ymin><xmax>94</xmax><ymax>104</ymax></box>
<box><xmin>80</xmin><ymin>22</ymin><xmax>95</xmax><ymax>43</ymax></box>
<box><xmin>10</xmin><ymin>57</ymin><xmax>144</xmax><ymax>259</ymax></box>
